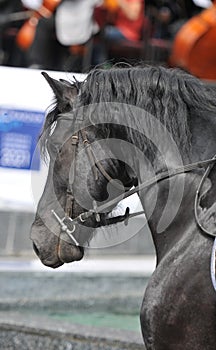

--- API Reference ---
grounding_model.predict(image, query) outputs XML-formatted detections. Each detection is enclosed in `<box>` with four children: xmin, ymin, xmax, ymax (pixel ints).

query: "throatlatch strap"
<box><xmin>81</xmin><ymin>129</ymin><xmax>99</xmax><ymax>181</ymax></box>
<box><xmin>65</xmin><ymin>189</ymin><xmax>73</xmax><ymax>218</ymax></box>
<box><xmin>65</xmin><ymin>133</ymin><xmax>78</xmax><ymax>218</ymax></box>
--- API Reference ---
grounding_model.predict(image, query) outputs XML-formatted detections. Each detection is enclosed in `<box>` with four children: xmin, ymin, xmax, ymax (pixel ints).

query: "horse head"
<box><xmin>30</xmin><ymin>72</ymin><xmax>136</xmax><ymax>268</ymax></box>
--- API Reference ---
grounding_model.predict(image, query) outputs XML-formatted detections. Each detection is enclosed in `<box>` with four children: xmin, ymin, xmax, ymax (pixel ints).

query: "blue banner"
<box><xmin>0</xmin><ymin>108</ymin><xmax>44</xmax><ymax>170</ymax></box>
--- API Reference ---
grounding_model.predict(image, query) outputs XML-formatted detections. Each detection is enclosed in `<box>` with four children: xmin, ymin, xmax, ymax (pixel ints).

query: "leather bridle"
<box><xmin>51</xmin><ymin>130</ymin><xmax>216</xmax><ymax>245</ymax></box>
<box><xmin>51</xmin><ymin>128</ymin><xmax>136</xmax><ymax>245</ymax></box>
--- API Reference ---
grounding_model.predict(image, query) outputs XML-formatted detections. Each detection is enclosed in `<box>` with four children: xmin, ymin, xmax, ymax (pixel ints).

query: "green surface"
<box><xmin>50</xmin><ymin>311</ymin><xmax>141</xmax><ymax>332</ymax></box>
<box><xmin>0</xmin><ymin>271</ymin><xmax>148</xmax><ymax>334</ymax></box>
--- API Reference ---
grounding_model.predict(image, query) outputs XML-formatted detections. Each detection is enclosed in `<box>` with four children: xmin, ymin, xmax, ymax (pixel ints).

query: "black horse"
<box><xmin>31</xmin><ymin>66</ymin><xmax>216</xmax><ymax>349</ymax></box>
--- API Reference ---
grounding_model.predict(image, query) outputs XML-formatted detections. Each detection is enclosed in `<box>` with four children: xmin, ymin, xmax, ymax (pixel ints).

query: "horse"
<box><xmin>30</xmin><ymin>65</ymin><xmax>216</xmax><ymax>349</ymax></box>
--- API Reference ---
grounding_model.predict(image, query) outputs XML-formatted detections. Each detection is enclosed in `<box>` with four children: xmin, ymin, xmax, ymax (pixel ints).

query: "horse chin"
<box><xmin>58</xmin><ymin>240</ymin><xmax>84</xmax><ymax>264</ymax></box>
<box><xmin>32</xmin><ymin>241</ymin><xmax>64</xmax><ymax>269</ymax></box>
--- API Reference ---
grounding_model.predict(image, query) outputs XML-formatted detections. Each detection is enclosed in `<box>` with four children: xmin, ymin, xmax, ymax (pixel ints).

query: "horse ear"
<box><xmin>41</xmin><ymin>72</ymin><xmax>78</xmax><ymax>112</ymax></box>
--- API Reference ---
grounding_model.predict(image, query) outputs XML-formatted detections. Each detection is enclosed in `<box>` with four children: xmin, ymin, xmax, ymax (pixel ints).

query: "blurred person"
<box><xmin>92</xmin><ymin>0</ymin><xmax>145</xmax><ymax>65</ymax></box>
<box><xmin>145</xmin><ymin>0</ymin><xmax>182</xmax><ymax>40</ymax></box>
<box><xmin>26</xmin><ymin>0</ymin><xmax>102</xmax><ymax>72</ymax></box>
<box><xmin>0</xmin><ymin>0</ymin><xmax>29</xmax><ymax>66</ymax></box>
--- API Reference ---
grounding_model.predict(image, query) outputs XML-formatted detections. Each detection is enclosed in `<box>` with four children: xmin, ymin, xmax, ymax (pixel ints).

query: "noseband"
<box><xmin>51</xmin><ymin>129</ymin><xmax>216</xmax><ymax>245</ymax></box>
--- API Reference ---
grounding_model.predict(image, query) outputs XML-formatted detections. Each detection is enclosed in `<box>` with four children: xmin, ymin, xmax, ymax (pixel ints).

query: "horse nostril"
<box><xmin>33</xmin><ymin>242</ymin><xmax>40</xmax><ymax>256</ymax></box>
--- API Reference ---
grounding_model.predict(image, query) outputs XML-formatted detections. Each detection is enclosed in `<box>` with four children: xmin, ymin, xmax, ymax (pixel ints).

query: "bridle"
<box><xmin>51</xmin><ymin>129</ymin><xmax>216</xmax><ymax>246</ymax></box>
<box><xmin>51</xmin><ymin>128</ymin><xmax>135</xmax><ymax>246</ymax></box>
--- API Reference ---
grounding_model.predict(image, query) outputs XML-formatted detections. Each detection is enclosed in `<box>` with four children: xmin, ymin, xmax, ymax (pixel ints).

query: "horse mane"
<box><xmin>79</xmin><ymin>66</ymin><xmax>216</xmax><ymax>160</ymax></box>
<box><xmin>40</xmin><ymin>65</ymin><xmax>216</xmax><ymax>161</ymax></box>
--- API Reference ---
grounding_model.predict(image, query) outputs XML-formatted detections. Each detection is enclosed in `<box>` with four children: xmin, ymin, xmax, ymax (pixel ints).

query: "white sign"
<box><xmin>0</xmin><ymin>66</ymin><xmax>85</xmax><ymax>211</ymax></box>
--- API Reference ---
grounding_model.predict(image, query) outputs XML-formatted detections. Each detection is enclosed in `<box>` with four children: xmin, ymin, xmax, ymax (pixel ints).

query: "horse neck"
<box><xmin>139</xmin><ymin>172</ymin><xmax>202</xmax><ymax>263</ymax></box>
<box><xmin>138</xmin><ymin>112</ymin><xmax>216</xmax><ymax>263</ymax></box>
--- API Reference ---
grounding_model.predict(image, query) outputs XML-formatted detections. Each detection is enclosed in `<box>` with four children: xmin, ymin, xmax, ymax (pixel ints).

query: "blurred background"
<box><xmin>0</xmin><ymin>0</ymin><xmax>216</xmax><ymax>348</ymax></box>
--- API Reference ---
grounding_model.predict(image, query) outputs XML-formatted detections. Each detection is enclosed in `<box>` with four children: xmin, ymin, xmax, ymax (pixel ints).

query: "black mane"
<box><xmin>41</xmin><ymin>66</ymin><xmax>216</xmax><ymax>161</ymax></box>
<box><xmin>80</xmin><ymin>66</ymin><xmax>216</xmax><ymax>157</ymax></box>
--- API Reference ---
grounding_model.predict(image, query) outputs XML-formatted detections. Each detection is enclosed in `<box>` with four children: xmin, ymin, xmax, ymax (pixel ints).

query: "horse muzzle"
<box><xmin>30</xmin><ymin>222</ymin><xmax>84</xmax><ymax>268</ymax></box>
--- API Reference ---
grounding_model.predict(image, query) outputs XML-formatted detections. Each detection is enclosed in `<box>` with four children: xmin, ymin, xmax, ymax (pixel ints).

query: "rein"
<box><xmin>51</xmin><ymin>130</ymin><xmax>216</xmax><ymax>245</ymax></box>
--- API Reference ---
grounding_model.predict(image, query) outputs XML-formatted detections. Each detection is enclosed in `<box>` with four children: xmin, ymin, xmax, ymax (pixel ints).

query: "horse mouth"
<box><xmin>32</xmin><ymin>239</ymin><xmax>84</xmax><ymax>269</ymax></box>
